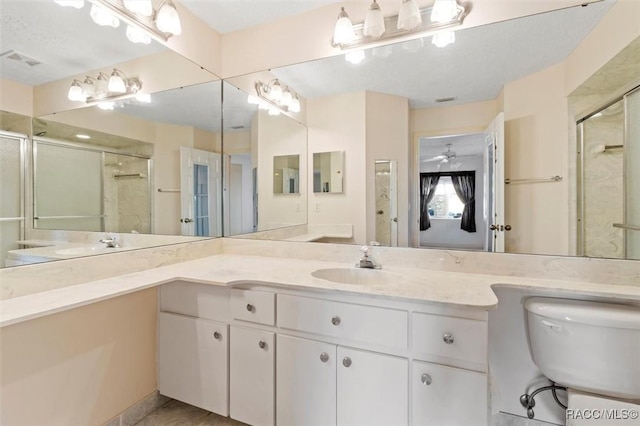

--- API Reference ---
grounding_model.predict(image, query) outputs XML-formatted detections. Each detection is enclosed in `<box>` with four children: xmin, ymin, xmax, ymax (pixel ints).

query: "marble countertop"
<box><xmin>8</xmin><ymin>240</ymin><xmax>140</xmax><ymax>263</ymax></box>
<box><xmin>2</xmin><ymin>253</ymin><xmax>639</xmax><ymax>327</ymax></box>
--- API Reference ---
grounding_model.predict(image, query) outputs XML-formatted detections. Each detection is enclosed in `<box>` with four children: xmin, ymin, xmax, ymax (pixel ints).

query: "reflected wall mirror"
<box><xmin>273</xmin><ymin>155</ymin><xmax>300</xmax><ymax>194</ymax></box>
<box><xmin>0</xmin><ymin>0</ymin><xmax>222</xmax><ymax>268</ymax></box>
<box><xmin>222</xmin><ymin>0</ymin><xmax>640</xmax><ymax>260</ymax></box>
<box><xmin>313</xmin><ymin>151</ymin><xmax>344</xmax><ymax>194</ymax></box>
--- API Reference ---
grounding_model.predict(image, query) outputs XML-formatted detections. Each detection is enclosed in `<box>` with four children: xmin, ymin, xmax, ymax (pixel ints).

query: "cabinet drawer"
<box><xmin>278</xmin><ymin>294</ymin><xmax>408</xmax><ymax>350</ymax></box>
<box><xmin>231</xmin><ymin>289</ymin><xmax>275</xmax><ymax>325</ymax></box>
<box><xmin>411</xmin><ymin>312</ymin><xmax>487</xmax><ymax>371</ymax></box>
<box><xmin>160</xmin><ymin>281</ymin><xmax>229</xmax><ymax>322</ymax></box>
<box><xmin>412</xmin><ymin>360</ymin><xmax>487</xmax><ymax>426</ymax></box>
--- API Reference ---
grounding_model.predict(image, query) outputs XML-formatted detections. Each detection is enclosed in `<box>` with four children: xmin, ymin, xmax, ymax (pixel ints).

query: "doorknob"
<box><xmin>392</xmin><ymin>217</ymin><xmax>398</xmax><ymax>223</ymax></box>
<box><xmin>489</xmin><ymin>224</ymin><xmax>499</xmax><ymax>231</ymax></box>
<box><xmin>181</xmin><ymin>218</ymin><xmax>193</xmax><ymax>223</ymax></box>
<box><xmin>505</xmin><ymin>225</ymin><xmax>512</xmax><ymax>231</ymax></box>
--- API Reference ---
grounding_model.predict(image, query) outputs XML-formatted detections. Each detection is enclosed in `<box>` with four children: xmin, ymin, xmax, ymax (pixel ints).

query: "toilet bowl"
<box><xmin>524</xmin><ymin>298</ymin><xmax>640</xmax><ymax>424</ymax></box>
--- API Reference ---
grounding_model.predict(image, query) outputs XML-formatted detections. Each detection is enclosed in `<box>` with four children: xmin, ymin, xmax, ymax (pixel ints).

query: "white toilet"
<box><xmin>525</xmin><ymin>297</ymin><xmax>640</xmax><ymax>425</ymax></box>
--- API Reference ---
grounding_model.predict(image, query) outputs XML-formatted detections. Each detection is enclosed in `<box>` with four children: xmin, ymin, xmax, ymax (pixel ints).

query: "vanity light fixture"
<box><xmin>97</xmin><ymin>101</ymin><xmax>116</xmax><ymax>110</ymax></box>
<box><xmin>67</xmin><ymin>68</ymin><xmax>142</xmax><ymax>103</ymax></box>
<box><xmin>251</xmin><ymin>79</ymin><xmax>301</xmax><ymax>115</ymax></box>
<box><xmin>331</xmin><ymin>0</ymin><xmax>467</xmax><ymax>50</ymax></box>
<box><xmin>135</xmin><ymin>93</ymin><xmax>152</xmax><ymax>103</ymax></box>
<box><xmin>54</xmin><ymin>0</ymin><xmax>183</xmax><ymax>44</ymax></box>
<box><xmin>76</xmin><ymin>134</ymin><xmax>91</xmax><ymax>139</ymax></box>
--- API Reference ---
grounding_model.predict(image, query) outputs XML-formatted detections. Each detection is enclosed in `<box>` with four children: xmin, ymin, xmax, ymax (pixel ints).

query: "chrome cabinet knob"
<box><xmin>331</xmin><ymin>316</ymin><xmax>341</xmax><ymax>326</ymax></box>
<box><xmin>213</xmin><ymin>331</ymin><xmax>222</xmax><ymax>340</ymax></box>
<box><xmin>342</xmin><ymin>357</ymin><xmax>352</xmax><ymax>368</ymax></box>
<box><xmin>443</xmin><ymin>333</ymin><xmax>454</xmax><ymax>344</ymax></box>
<box><xmin>258</xmin><ymin>340</ymin><xmax>266</xmax><ymax>349</ymax></box>
<box><xmin>246</xmin><ymin>303</ymin><xmax>254</xmax><ymax>312</ymax></box>
<box><xmin>421</xmin><ymin>373</ymin><xmax>432</xmax><ymax>385</ymax></box>
<box><xmin>320</xmin><ymin>352</ymin><xmax>329</xmax><ymax>363</ymax></box>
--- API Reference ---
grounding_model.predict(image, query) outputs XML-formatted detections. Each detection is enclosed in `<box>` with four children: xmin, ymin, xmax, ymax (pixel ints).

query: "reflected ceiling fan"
<box><xmin>422</xmin><ymin>143</ymin><xmax>458</xmax><ymax>164</ymax></box>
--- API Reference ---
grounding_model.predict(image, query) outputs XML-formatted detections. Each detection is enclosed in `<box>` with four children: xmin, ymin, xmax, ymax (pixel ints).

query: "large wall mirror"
<box><xmin>223</xmin><ymin>0</ymin><xmax>640</xmax><ymax>260</ymax></box>
<box><xmin>0</xmin><ymin>0</ymin><xmax>222</xmax><ymax>268</ymax></box>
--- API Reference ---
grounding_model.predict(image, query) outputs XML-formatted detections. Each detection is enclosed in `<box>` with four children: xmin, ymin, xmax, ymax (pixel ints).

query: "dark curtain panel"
<box><xmin>419</xmin><ymin>174</ymin><xmax>440</xmax><ymax>231</ymax></box>
<box><xmin>451</xmin><ymin>172</ymin><xmax>476</xmax><ymax>233</ymax></box>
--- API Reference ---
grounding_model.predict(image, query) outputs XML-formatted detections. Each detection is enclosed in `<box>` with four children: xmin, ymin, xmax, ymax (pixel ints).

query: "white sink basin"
<box><xmin>55</xmin><ymin>246</ymin><xmax>120</xmax><ymax>256</ymax></box>
<box><xmin>311</xmin><ymin>268</ymin><xmax>407</xmax><ymax>286</ymax></box>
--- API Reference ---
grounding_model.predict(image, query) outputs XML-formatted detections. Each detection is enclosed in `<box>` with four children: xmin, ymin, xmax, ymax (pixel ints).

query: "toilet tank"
<box><xmin>525</xmin><ymin>297</ymin><xmax>640</xmax><ymax>400</ymax></box>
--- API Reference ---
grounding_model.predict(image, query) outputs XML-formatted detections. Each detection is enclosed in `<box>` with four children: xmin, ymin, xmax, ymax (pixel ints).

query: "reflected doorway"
<box><xmin>374</xmin><ymin>160</ymin><xmax>398</xmax><ymax>247</ymax></box>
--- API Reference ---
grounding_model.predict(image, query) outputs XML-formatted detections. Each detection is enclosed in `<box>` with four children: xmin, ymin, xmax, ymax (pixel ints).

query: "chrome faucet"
<box><xmin>357</xmin><ymin>246</ymin><xmax>381</xmax><ymax>269</ymax></box>
<box><xmin>99</xmin><ymin>234</ymin><xmax>119</xmax><ymax>248</ymax></box>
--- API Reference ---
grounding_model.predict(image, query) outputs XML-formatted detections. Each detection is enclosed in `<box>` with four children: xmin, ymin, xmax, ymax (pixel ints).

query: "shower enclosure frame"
<box><xmin>0</xmin><ymin>130</ymin><xmax>27</xmax><ymax>246</ymax></box>
<box><xmin>576</xmin><ymin>83</ymin><xmax>640</xmax><ymax>259</ymax></box>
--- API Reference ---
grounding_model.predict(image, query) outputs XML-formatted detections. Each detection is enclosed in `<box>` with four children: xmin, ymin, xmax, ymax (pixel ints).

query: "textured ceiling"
<box><xmin>272</xmin><ymin>0</ymin><xmax>616</xmax><ymax>109</ymax></box>
<box><xmin>179</xmin><ymin>0</ymin><xmax>339</xmax><ymax>33</ymax></box>
<box><xmin>0</xmin><ymin>0</ymin><xmax>166</xmax><ymax>86</ymax></box>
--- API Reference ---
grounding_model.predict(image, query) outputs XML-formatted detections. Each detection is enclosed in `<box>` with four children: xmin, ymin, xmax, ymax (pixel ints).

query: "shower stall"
<box><xmin>578</xmin><ymin>86</ymin><xmax>640</xmax><ymax>260</ymax></box>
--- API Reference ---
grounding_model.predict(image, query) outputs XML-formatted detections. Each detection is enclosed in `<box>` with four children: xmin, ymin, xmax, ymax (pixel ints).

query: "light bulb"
<box><xmin>290</xmin><ymin>97</ymin><xmax>301</xmax><ymax>113</ymax></box>
<box><xmin>363</xmin><ymin>0</ymin><xmax>385</xmax><ymax>38</ymax></box>
<box><xmin>53</xmin><ymin>0</ymin><xmax>84</xmax><ymax>8</ymax></box>
<box><xmin>432</xmin><ymin>31</ymin><xmax>455</xmax><ymax>47</ymax></box>
<box><xmin>90</xmin><ymin>4</ymin><xmax>120</xmax><ymax>27</ymax></box>
<box><xmin>108</xmin><ymin>70</ymin><xmax>126</xmax><ymax>94</ymax></box>
<box><xmin>431</xmin><ymin>0</ymin><xmax>458</xmax><ymax>23</ymax></box>
<box><xmin>345</xmin><ymin>50</ymin><xmax>365</xmax><ymax>65</ymax></box>
<box><xmin>123</xmin><ymin>0</ymin><xmax>153</xmax><ymax>17</ymax></box>
<box><xmin>280</xmin><ymin>89</ymin><xmax>293</xmax><ymax>107</ymax></box>
<box><xmin>333</xmin><ymin>7</ymin><xmax>354</xmax><ymax>45</ymax></box>
<box><xmin>268</xmin><ymin>108</ymin><xmax>281</xmax><ymax>116</ymax></box>
<box><xmin>81</xmin><ymin>77</ymin><xmax>96</xmax><ymax>99</ymax></box>
<box><xmin>156</xmin><ymin>1</ymin><xmax>182</xmax><ymax>36</ymax></box>
<box><xmin>269</xmin><ymin>81</ymin><xmax>283</xmax><ymax>102</ymax></box>
<box><xmin>126</xmin><ymin>25</ymin><xmax>151</xmax><ymax>44</ymax></box>
<box><xmin>135</xmin><ymin>93</ymin><xmax>151</xmax><ymax>103</ymax></box>
<box><xmin>67</xmin><ymin>81</ymin><xmax>85</xmax><ymax>101</ymax></box>
<box><xmin>247</xmin><ymin>95</ymin><xmax>260</xmax><ymax>105</ymax></box>
<box><xmin>397</xmin><ymin>0</ymin><xmax>422</xmax><ymax>30</ymax></box>
<box><xmin>95</xmin><ymin>72</ymin><xmax>109</xmax><ymax>96</ymax></box>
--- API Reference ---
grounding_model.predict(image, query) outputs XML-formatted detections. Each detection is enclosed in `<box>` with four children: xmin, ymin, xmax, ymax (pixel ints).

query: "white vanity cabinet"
<box><xmin>157</xmin><ymin>282</ymin><xmax>489</xmax><ymax>426</ymax></box>
<box><xmin>276</xmin><ymin>335</ymin><xmax>408</xmax><ymax>426</ymax></box>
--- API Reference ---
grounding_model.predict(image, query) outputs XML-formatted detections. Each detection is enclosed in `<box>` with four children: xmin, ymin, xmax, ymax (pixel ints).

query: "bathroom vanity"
<box><xmin>158</xmin><ymin>281</ymin><xmax>488</xmax><ymax>426</ymax></box>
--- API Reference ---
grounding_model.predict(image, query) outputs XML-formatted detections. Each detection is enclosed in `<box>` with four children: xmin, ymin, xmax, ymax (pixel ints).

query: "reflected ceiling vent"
<box><xmin>0</xmin><ymin>50</ymin><xmax>42</xmax><ymax>67</ymax></box>
<box><xmin>230</xmin><ymin>125</ymin><xmax>245</xmax><ymax>130</ymax></box>
<box><xmin>436</xmin><ymin>96</ymin><xmax>456</xmax><ymax>103</ymax></box>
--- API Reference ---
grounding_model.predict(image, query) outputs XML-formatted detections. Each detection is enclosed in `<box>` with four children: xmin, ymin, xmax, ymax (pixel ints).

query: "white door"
<box><xmin>230</xmin><ymin>326</ymin><xmax>275</xmax><ymax>426</ymax></box>
<box><xmin>389</xmin><ymin>160</ymin><xmax>399</xmax><ymax>247</ymax></box>
<box><xmin>276</xmin><ymin>335</ymin><xmax>337</xmax><ymax>426</ymax></box>
<box><xmin>337</xmin><ymin>347</ymin><xmax>408</xmax><ymax>426</ymax></box>
<box><xmin>157</xmin><ymin>313</ymin><xmax>229</xmax><ymax>415</ymax></box>
<box><xmin>412</xmin><ymin>360</ymin><xmax>487</xmax><ymax>426</ymax></box>
<box><xmin>484</xmin><ymin>113</ymin><xmax>505</xmax><ymax>252</ymax></box>
<box><xmin>180</xmin><ymin>147</ymin><xmax>221</xmax><ymax>237</ymax></box>
<box><xmin>229</xmin><ymin>164</ymin><xmax>243</xmax><ymax>235</ymax></box>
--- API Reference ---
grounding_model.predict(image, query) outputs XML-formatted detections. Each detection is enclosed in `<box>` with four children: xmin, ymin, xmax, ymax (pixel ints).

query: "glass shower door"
<box><xmin>625</xmin><ymin>87</ymin><xmax>640</xmax><ymax>259</ymax></box>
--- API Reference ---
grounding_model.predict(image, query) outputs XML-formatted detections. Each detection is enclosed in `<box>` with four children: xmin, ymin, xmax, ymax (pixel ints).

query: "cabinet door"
<box><xmin>230</xmin><ymin>326</ymin><xmax>275</xmax><ymax>426</ymax></box>
<box><xmin>158</xmin><ymin>312</ymin><xmax>228</xmax><ymax>416</ymax></box>
<box><xmin>276</xmin><ymin>335</ymin><xmax>337</xmax><ymax>426</ymax></box>
<box><xmin>337</xmin><ymin>347</ymin><xmax>408</xmax><ymax>426</ymax></box>
<box><xmin>412</xmin><ymin>360</ymin><xmax>487</xmax><ymax>426</ymax></box>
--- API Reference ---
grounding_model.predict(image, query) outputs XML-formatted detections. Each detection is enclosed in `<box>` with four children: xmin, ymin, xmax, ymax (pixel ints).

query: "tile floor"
<box><xmin>134</xmin><ymin>399</ymin><xmax>247</xmax><ymax>426</ymax></box>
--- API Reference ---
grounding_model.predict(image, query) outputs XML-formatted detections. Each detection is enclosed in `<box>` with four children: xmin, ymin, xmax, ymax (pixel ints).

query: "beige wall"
<box><xmin>502</xmin><ymin>63</ymin><xmax>569</xmax><ymax>256</ymax></box>
<box><xmin>411</xmin><ymin>100</ymin><xmax>499</xmax><ymax>137</ymax></box>
<box><xmin>0</xmin><ymin>78</ymin><xmax>33</xmax><ymax>117</ymax></box>
<box><xmin>0</xmin><ymin>289</ymin><xmax>157</xmax><ymax>426</ymax></box>
<box><xmin>307</xmin><ymin>92</ymin><xmax>367</xmax><ymax>244</ymax></box>
<box><xmin>365</xmin><ymin>92</ymin><xmax>409</xmax><ymax>246</ymax></box>
<box><xmin>255</xmin><ymin>110</ymin><xmax>308</xmax><ymax>230</ymax></box>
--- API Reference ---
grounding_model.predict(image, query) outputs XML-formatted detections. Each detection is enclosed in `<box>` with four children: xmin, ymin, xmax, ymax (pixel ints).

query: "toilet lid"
<box><xmin>525</xmin><ymin>297</ymin><xmax>640</xmax><ymax>329</ymax></box>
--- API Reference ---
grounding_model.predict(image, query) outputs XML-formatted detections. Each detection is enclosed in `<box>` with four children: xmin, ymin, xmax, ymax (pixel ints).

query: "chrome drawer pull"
<box><xmin>246</xmin><ymin>303</ymin><xmax>254</xmax><ymax>312</ymax></box>
<box><xmin>421</xmin><ymin>373</ymin><xmax>432</xmax><ymax>385</ymax></box>
<box><xmin>342</xmin><ymin>357</ymin><xmax>352</xmax><ymax>368</ymax></box>
<box><xmin>331</xmin><ymin>316</ymin><xmax>341</xmax><ymax>326</ymax></box>
<box><xmin>320</xmin><ymin>352</ymin><xmax>329</xmax><ymax>363</ymax></box>
<box><xmin>258</xmin><ymin>340</ymin><xmax>267</xmax><ymax>349</ymax></box>
<box><xmin>213</xmin><ymin>331</ymin><xmax>222</xmax><ymax>340</ymax></box>
<box><xmin>443</xmin><ymin>333</ymin><xmax>454</xmax><ymax>344</ymax></box>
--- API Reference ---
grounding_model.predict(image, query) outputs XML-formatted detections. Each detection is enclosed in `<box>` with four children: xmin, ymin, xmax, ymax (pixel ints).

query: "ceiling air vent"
<box><xmin>0</xmin><ymin>50</ymin><xmax>42</xmax><ymax>67</ymax></box>
<box><xmin>230</xmin><ymin>125</ymin><xmax>245</xmax><ymax>130</ymax></box>
<box><xmin>436</xmin><ymin>97</ymin><xmax>456</xmax><ymax>103</ymax></box>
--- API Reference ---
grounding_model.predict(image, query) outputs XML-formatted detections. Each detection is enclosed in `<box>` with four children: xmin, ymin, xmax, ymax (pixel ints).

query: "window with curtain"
<box><xmin>420</xmin><ymin>171</ymin><xmax>476</xmax><ymax>233</ymax></box>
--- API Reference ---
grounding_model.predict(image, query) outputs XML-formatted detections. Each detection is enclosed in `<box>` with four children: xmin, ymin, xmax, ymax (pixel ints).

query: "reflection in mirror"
<box><xmin>224</xmin><ymin>0</ymin><xmax>640</xmax><ymax>258</ymax></box>
<box><xmin>313</xmin><ymin>151</ymin><xmax>344</xmax><ymax>193</ymax></box>
<box><xmin>222</xmin><ymin>80</ymin><xmax>307</xmax><ymax>237</ymax></box>
<box><xmin>273</xmin><ymin>155</ymin><xmax>300</xmax><ymax>194</ymax></box>
<box><xmin>374</xmin><ymin>160</ymin><xmax>398</xmax><ymax>247</ymax></box>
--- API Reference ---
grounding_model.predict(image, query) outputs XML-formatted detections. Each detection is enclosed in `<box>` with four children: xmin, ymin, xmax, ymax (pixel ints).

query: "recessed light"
<box><xmin>76</xmin><ymin>134</ymin><xmax>91</xmax><ymax>139</ymax></box>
